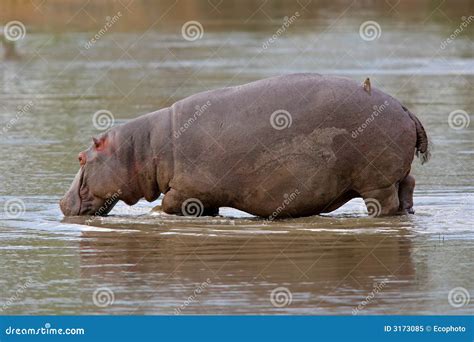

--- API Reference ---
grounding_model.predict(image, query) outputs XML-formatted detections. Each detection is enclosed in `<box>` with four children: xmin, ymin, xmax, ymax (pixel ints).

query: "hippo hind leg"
<box><xmin>162</xmin><ymin>188</ymin><xmax>219</xmax><ymax>217</ymax></box>
<box><xmin>360</xmin><ymin>184</ymin><xmax>400</xmax><ymax>216</ymax></box>
<box><xmin>398</xmin><ymin>174</ymin><xmax>415</xmax><ymax>214</ymax></box>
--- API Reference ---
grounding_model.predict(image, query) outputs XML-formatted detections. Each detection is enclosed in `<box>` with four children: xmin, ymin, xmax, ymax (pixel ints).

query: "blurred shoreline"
<box><xmin>1</xmin><ymin>0</ymin><xmax>472</xmax><ymax>32</ymax></box>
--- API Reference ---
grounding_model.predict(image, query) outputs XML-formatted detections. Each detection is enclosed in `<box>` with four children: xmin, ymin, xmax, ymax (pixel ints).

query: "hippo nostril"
<box><xmin>78</xmin><ymin>152</ymin><xmax>86</xmax><ymax>166</ymax></box>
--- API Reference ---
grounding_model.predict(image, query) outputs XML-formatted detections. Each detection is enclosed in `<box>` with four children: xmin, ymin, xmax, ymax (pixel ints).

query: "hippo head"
<box><xmin>60</xmin><ymin>129</ymin><xmax>136</xmax><ymax>216</ymax></box>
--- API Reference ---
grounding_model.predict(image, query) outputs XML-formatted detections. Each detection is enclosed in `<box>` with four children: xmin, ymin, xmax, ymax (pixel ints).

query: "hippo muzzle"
<box><xmin>60</xmin><ymin>168</ymin><xmax>83</xmax><ymax>216</ymax></box>
<box><xmin>60</xmin><ymin>167</ymin><xmax>114</xmax><ymax>216</ymax></box>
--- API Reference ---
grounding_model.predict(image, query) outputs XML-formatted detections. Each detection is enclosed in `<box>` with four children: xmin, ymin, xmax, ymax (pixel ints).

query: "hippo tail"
<box><xmin>403</xmin><ymin>106</ymin><xmax>430</xmax><ymax>165</ymax></box>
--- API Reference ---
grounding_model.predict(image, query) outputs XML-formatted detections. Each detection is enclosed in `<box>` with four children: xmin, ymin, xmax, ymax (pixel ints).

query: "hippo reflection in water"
<box><xmin>60</xmin><ymin>74</ymin><xmax>429</xmax><ymax>218</ymax></box>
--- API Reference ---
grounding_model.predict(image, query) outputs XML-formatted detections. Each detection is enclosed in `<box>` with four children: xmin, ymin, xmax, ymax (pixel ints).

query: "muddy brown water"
<box><xmin>0</xmin><ymin>1</ymin><xmax>473</xmax><ymax>315</ymax></box>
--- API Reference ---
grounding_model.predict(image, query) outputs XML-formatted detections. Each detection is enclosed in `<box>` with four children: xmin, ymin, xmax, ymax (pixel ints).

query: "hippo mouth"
<box><xmin>77</xmin><ymin>168</ymin><xmax>94</xmax><ymax>214</ymax></box>
<box><xmin>60</xmin><ymin>168</ymin><xmax>116</xmax><ymax>216</ymax></box>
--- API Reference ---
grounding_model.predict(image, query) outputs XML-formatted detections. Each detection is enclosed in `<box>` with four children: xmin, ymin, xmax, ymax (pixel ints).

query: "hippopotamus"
<box><xmin>60</xmin><ymin>73</ymin><xmax>429</xmax><ymax>218</ymax></box>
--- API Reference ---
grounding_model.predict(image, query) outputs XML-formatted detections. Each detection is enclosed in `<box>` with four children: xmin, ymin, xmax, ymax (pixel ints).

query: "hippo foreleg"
<box><xmin>162</xmin><ymin>189</ymin><xmax>183</xmax><ymax>215</ymax></box>
<box><xmin>162</xmin><ymin>188</ymin><xmax>219</xmax><ymax>216</ymax></box>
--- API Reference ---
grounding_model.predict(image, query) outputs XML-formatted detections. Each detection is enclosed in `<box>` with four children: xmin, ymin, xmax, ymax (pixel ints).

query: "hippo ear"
<box><xmin>92</xmin><ymin>137</ymin><xmax>100</xmax><ymax>148</ymax></box>
<box><xmin>92</xmin><ymin>136</ymin><xmax>107</xmax><ymax>151</ymax></box>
